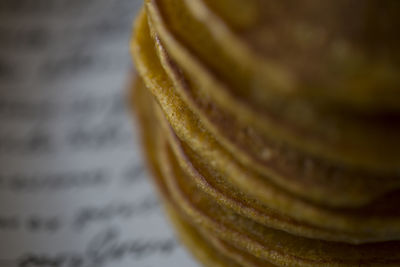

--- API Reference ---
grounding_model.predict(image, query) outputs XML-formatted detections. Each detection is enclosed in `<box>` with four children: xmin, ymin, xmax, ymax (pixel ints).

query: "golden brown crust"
<box><xmin>150</xmin><ymin>18</ymin><xmax>400</xmax><ymax>208</ymax></box>
<box><xmin>131</xmin><ymin>10</ymin><xmax>400</xmax><ymax>242</ymax></box>
<box><xmin>146</xmin><ymin>0</ymin><xmax>400</xmax><ymax>172</ymax></box>
<box><xmin>131</xmin><ymin>4</ymin><xmax>400</xmax><ymax>267</ymax></box>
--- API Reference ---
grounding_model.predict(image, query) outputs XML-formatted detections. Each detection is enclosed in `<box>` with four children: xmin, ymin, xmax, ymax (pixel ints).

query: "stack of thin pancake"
<box><xmin>131</xmin><ymin>0</ymin><xmax>400</xmax><ymax>266</ymax></box>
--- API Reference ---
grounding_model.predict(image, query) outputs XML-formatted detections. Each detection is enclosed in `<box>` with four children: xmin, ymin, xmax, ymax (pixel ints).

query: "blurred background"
<box><xmin>0</xmin><ymin>0</ymin><xmax>197</xmax><ymax>266</ymax></box>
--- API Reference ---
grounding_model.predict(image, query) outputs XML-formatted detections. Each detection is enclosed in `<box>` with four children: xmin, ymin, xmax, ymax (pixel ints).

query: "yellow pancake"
<box><xmin>159</xmin><ymin>134</ymin><xmax>273</xmax><ymax>267</ymax></box>
<box><xmin>131</xmin><ymin>10</ymin><xmax>400</xmax><ymax>242</ymax></box>
<box><xmin>146</xmin><ymin>0</ymin><xmax>400</xmax><ymax>173</ymax></box>
<box><xmin>162</xmin><ymin>112</ymin><xmax>399</xmax><ymax>244</ymax></box>
<box><xmin>150</xmin><ymin>23</ymin><xmax>400</xmax><ymax>208</ymax></box>
<box><xmin>158</xmin><ymin>125</ymin><xmax>400</xmax><ymax>266</ymax></box>
<box><xmin>132</xmin><ymin>74</ymin><xmax>274</xmax><ymax>266</ymax></box>
<box><xmin>133</xmin><ymin>72</ymin><xmax>400</xmax><ymax>265</ymax></box>
<box><xmin>131</xmin><ymin>76</ymin><xmax>246</xmax><ymax>267</ymax></box>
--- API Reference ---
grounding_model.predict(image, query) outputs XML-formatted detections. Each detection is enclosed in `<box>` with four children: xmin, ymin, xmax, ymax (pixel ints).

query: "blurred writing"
<box><xmin>0</xmin><ymin>0</ymin><xmax>195</xmax><ymax>266</ymax></box>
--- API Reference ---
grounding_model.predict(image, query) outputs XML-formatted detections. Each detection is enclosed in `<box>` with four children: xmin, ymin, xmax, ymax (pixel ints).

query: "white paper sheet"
<box><xmin>0</xmin><ymin>0</ymin><xmax>198</xmax><ymax>266</ymax></box>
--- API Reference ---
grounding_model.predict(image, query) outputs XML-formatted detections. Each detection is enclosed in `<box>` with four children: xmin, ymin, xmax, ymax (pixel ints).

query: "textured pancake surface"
<box><xmin>131</xmin><ymin>3</ymin><xmax>400</xmax><ymax>267</ymax></box>
<box><xmin>146</xmin><ymin>0</ymin><xmax>400</xmax><ymax>173</ymax></box>
<box><xmin>131</xmin><ymin>9</ymin><xmax>400</xmax><ymax>243</ymax></box>
<box><xmin>150</xmin><ymin>18</ymin><xmax>400</xmax><ymax>208</ymax></box>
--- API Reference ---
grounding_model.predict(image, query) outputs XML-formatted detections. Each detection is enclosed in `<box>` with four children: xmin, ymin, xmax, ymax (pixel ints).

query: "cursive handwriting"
<box><xmin>2</xmin><ymin>169</ymin><xmax>108</xmax><ymax>193</ymax></box>
<box><xmin>74</xmin><ymin>196</ymin><xmax>159</xmax><ymax>230</ymax></box>
<box><xmin>18</xmin><ymin>227</ymin><xmax>177</xmax><ymax>267</ymax></box>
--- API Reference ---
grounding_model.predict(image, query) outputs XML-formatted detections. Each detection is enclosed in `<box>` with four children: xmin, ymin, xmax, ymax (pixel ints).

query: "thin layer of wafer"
<box><xmin>158</xmin><ymin>126</ymin><xmax>400</xmax><ymax>266</ymax></box>
<box><xmin>130</xmin><ymin>10</ymin><xmax>400</xmax><ymax>242</ymax></box>
<box><xmin>131</xmin><ymin>76</ymin><xmax>244</xmax><ymax>267</ymax></box>
<box><xmin>158</xmin><ymin>140</ymin><xmax>275</xmax><ymax>267</ymax></box>
<box><xmin>132</xmin><ymin>73</ymin><xmax>270</xmax><ymax>267</ymax></box>
<box><xmin>163</xmin><ymin>112</ymin><xmax>398</xmax><ymax>244</ymax></box>
<box><xmin>150</xmin><ymin>20</ymin><xmax>400</xmax><ymax>208</ymax></box>
<box><xmin>135</xmin><ymin>73</ymin><xmax>400</xmax><ymax>266</ymax></box>
<box><xmin>197</xmin><ymin>226</ymin><xmax>270</xmax><ymax>267</ymax></box>
<box><xmin>146</xmin><ymin>0</ymin><xmax>400</xmax><ymax>173</ymax></box>
<box><xmin>159</xmin><ymin>131</ymin><xmax>270</xmax><ymax>267</ymax></box>
<box><xmin>165</xmin><ymin>203</ymin><xmax>244</xmax><ymax>267</ymax></box>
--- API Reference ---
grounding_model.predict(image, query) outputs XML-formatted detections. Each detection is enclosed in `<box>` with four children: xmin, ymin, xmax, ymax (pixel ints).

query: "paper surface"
<box><xmin>0</xmin><ymin>0</ymin><xmax>197</xmax><ymax>266</ymax></box>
